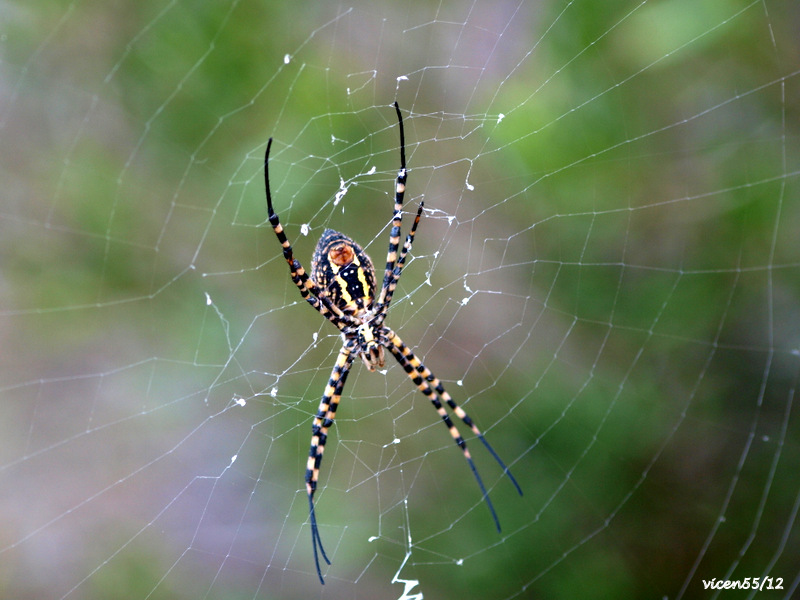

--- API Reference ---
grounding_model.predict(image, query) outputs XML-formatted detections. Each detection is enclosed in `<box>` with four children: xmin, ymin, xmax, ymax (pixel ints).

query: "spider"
<box><xmin>263</xmin><ymin>102</ymin><xmax>523</xmax><ymax>584</ymax></box>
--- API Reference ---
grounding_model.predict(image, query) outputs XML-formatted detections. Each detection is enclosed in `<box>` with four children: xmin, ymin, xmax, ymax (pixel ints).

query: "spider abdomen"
<box><xmin>311</xmin><ymin>228</ymin><xmax>376</xmax><ymax>313</ymax></box>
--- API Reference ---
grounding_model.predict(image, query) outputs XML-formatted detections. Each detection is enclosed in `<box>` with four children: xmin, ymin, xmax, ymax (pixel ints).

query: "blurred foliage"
<box><xmin>1</xmin><ymin>1</ymin><xmax>799</xmax><ymax>599</ymax></box>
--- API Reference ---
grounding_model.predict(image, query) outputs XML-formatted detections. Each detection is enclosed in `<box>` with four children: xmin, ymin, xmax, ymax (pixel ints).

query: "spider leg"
<box><xmin>377</xmin><ymin>103</ymin><xmax>408</xmax><ymax>306</ymax></box>
<box><xmin>306</xmin><ymin>344</ymin><xmax>355</xmax><ymax>584</ymax></box>
<box><xmin>385</xmin><ymin>331</ymin><xmax>523</xmax><ymax>532</ymax></box>
<box><xmin>264</xmin><ymin>138</ymin><xmax>351</xmax><ymax>329</ymax></box>
<box><xmin>377</xmin><ymin>200</ymin><xmax>424</xmax><ymax>320</ymax></box>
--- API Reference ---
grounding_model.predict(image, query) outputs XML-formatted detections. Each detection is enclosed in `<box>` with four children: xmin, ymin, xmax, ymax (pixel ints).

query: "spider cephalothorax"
<box><xmin>263</xmin><ymin>103</ymin><xmax>522</xmax><ymax>584</ymax></box>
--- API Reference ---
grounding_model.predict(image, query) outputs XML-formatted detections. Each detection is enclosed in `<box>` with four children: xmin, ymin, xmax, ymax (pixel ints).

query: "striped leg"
<box><xmin>377</xmin><ymin>200</ymin><xmax>424</xmax><ymax>318</ymax></box>
<box><xmin>264</xmin><ymin>138</ymin><xmax>349</xmax><ymax>328</ymax></box>
<box><xmin>306</xmin><ymin>344</ymin><xmax>354</xmax><ymax>584</ymax></box>
<box><xmin>385</xmin><ymin>331</ymin><xmax>523</xmax><ymax>531</ymax></box>
<box><xmin>377</xmin><ymin>102</ymin><xmax>408</xmax><ymax>306</ymax></box>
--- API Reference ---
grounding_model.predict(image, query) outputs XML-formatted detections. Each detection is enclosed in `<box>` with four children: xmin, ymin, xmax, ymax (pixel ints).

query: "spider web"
<box><xmin>2</xmin><ymin>1</ymin><xmax>799</xmax><ymax>598</ymax></box>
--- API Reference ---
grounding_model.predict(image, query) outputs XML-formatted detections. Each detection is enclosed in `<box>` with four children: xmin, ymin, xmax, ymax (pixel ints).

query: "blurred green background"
<box><xmin>1</xmin><ymin>1</ymin><xmax>799</xmax><ymax>598</ymax></box>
